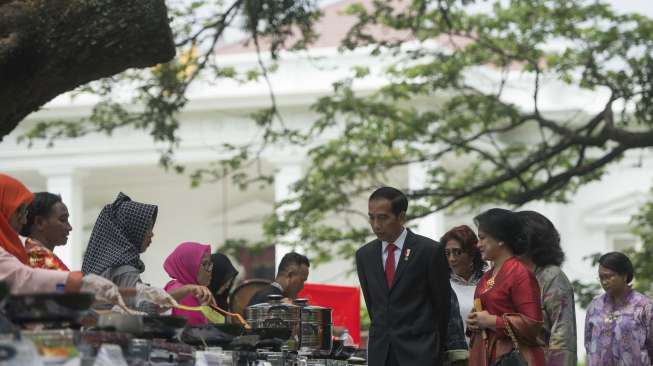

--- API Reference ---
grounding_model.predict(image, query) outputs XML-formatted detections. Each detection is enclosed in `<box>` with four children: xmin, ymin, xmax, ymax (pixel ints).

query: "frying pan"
<box><xmin>5</xmin><ymin>292</ymin><xmax>95</xmax><ymax>324</ymax></box>
<box><xmin>142</xmin><ymin>315</ymin><xmax>187</xmax><ymax>338</ymax></box>
<box><xmin>0</xmin><ymin>282</ymin><xmax>17</xmax><ymax>335</ymax></box>
<box><xmin>180</xmin><ymin>322</ymin><xmax>291</xmax><ymax>348</ymax></box>
<box><xmin>214</xmin><ymin>323</ymin><xmax>246</xmax><ymax>337</ymax></box>
<box><xmin>0</xmin><ymin>282</ymin><xmax>9</xmax><ymax>307</ymax></box>
<box><xmin>214</xmin><ymin>323</ymin><xmax>291</xmax><ymax>340</ymax></box>
<box><xmin>180</xmin><ymin>324</ymin><xmax>239</xmax><ymax>347</ymax></box>
<box><xmin>96</xmin><ymin>313</ymin><xmax>187</xmax><ymax>339</ymax></box>
<box><xmin>248</xmin><ymin>326</ymin><xmax>291</xmax><ymax>340</ymax></box>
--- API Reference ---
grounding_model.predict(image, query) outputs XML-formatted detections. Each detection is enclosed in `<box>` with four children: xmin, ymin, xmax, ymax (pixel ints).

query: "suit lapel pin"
<box><xmin>405</xmin><ymin>248</ymin><xmax>411</xmax><ymax>261</ymax></box>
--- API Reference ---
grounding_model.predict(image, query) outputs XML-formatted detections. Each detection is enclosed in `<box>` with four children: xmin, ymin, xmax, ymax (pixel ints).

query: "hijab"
<box><xmin>163</xmin><ymin>242</ymin><xmax>211</xmax><ymax>285</ymax></box>
<box><xmin>209</xmin><ymin>252</ymin><xmax>239</xmax><ymax>309</ymax></box>
<box><xmin>82</xmin><ymin>192</ymin><xmax>157</xmax><ymax>275</ymax></box>
<box><xmin>0</xmin><ymin>174</ymin><xmax>33</xmax><ymax>264</ymax></box>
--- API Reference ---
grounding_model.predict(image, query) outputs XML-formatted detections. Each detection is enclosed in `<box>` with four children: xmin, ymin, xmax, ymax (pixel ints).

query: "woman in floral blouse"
<box><xmin>585</xmin><ymin>252</ymin><xmax>653</xmax><ymax>366</ymax></box>
<box><xmin>20</xmin><ymin>192</ymin><xmax>72</xmax><ymax>271</ymax></box>
<box><xmin>517</xmin><ymin>211</ymin><xmax>577</xmax><ymax>366</ymax></box>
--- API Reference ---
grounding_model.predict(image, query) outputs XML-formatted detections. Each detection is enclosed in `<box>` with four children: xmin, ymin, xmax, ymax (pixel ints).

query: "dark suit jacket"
<box><xmin>247</xmin><ymin>284</ymin><xmax>283</xmax><ymax>307</ymax></box>
<box><xmin>356</xmin><ymin>229</ymin><xmax>451</xmax><ymax>366</ymax></box>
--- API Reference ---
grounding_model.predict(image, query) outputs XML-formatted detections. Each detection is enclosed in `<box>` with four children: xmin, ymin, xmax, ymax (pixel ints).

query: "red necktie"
<box><xmin>385</xmin><ymin>243</ymin><xmax>397</xmax><ymax>287</ymax></box>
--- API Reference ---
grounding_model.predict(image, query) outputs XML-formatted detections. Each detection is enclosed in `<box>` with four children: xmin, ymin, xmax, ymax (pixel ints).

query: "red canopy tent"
<box><xmin>297</xmin><ymin>283</ymin><xmax>361</xmax><ymax>346</ymax></box>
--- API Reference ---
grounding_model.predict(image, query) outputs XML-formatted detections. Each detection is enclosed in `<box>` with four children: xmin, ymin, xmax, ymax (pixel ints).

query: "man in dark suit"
<box><xmin>357</xmin><ymin>187</ymin><xmax>457</xmax><ymax>366</ymax></box>
<box><xmin>248</xmin><ymin>252</ymin><xmax>310</xmax><ymax>306</ymax></box>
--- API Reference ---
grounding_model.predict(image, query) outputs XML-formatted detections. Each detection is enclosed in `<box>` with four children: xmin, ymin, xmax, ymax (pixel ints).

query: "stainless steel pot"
<box><xmin>245</xmin><ymin>294</ymin><xmax>301</xmax><ymax>350</ymax></box>
<box><xmin>293</xmin><ymin>298</ymin><xmax>332</xmax><ymax>355</ymax></box>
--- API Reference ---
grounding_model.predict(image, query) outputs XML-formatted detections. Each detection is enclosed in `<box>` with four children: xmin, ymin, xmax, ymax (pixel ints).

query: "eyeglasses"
<box><xmin>444</xmin><ymin>248</ymin><xmax>464</xmax><ymax>258</ymax></box>
<box><xmin>200</xmin><ymin>260</ymin><xmax>213</xmax><ymax>272</ymax></box>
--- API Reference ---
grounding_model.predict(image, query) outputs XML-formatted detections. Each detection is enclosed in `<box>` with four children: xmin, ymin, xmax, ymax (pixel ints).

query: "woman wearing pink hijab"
<box><xmin>164</xmin><ymin>242</ymin><xmax>215</xmax><ymax>325</ymax></box>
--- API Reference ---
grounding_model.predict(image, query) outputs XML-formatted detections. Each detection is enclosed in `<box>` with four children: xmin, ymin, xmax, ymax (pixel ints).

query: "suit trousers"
<box><xmin>385</xmin><ymin>344</ymin><xmax>401</xmax><ymax>366</ymax></box>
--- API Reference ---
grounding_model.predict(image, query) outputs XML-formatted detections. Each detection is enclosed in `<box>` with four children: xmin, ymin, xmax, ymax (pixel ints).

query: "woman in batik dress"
<box><xmin>585</xmin><ymin>252</ymin><xmax>653</xmax><ymax>366</ymax></box>
<box><xmin>517</xmin><ymin>211</ymin><xmax>577</xmax><ymax>366</ymax></box>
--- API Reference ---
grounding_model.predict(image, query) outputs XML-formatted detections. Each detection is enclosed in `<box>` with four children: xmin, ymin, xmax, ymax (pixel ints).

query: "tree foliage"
<box><xmin>19</xmin><ymin>0</ymin><xmax>653</xmax><ymax>295</ymax></box>
<box><xmin>573</xmin><ymin>196</ymin><xmax>653</xmax><ymax>308</ymax></box>
<box><xmin>265</xmin><ymin>0</ymin><xmax>653</xmax><ymax>264</ymax></box>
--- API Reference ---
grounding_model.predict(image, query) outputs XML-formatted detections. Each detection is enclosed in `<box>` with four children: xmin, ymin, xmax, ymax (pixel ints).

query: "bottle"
<box><xmin>340</xmin><ymin>328</ymin><xmax>355</xmax><ymax>347</ymax></box>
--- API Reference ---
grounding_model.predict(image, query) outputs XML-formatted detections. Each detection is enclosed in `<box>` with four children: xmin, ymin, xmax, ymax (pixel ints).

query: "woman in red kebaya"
<box><xmin>466</xmin><ymin>208</ymin><xmax>545</xmax><ymax>366</ymax></box>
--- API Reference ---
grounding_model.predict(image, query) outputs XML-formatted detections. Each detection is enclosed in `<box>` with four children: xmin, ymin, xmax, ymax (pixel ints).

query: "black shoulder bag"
<box><xmin>490</xmin><ymin>315</ymin><xmax>528</xmax><ymax>366</ymax></box>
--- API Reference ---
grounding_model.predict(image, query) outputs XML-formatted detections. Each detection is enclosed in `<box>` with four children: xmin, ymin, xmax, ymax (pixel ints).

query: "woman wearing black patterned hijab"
<box><xmin>82</xmin><ymin>192</ymin><xmax>176</xmax><ymax>313</ymax></box>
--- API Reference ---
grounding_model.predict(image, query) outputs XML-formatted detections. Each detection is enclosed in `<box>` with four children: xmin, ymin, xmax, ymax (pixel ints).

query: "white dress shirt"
<box><xmin>381</xmin><ymin>227</ymin><xmax>407</xmax><ymax>271</ymax></box>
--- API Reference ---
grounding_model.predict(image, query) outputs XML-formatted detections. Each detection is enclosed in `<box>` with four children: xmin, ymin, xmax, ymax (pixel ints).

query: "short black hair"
<box><xmin>277</xmin><ymin>252</ymin><xmax>310</xmax><ymax>275</ymax></box>
<box><xmin>516</xmin><ymin>210</ymin><xmax>565</xmax><ymax>267</ymax></box>
<box><xmin>20</xmin><ymin>192</ymin><xmax>62</xmax><ymax>237</ymax></box>
<box><xmin>369</xmin><ymin>187</ymin><xmax>408</xmax><ymax>217</ymax></box>
<box><xmin>474</xmin><ymin>208</ymin><xmax>528</xmax><ymax>255</ymax></box>
<box><xmin>599</xmin><ymin>251</ymin><xmax>634</xmax><ymax>284</ymax></box>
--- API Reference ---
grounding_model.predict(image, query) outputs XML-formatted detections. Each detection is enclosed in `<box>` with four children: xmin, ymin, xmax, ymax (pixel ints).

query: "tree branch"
<box><xmin>0</xmin><ymin>0</ymin><xmax>174</xmax><ymax>139</ymax></box>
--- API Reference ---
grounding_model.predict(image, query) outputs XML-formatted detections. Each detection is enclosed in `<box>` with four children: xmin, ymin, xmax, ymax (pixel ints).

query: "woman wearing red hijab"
<box><xmin>0</xmin><ymin>173</ymin><xmax>32</xmax><ymax>264</ymax></box>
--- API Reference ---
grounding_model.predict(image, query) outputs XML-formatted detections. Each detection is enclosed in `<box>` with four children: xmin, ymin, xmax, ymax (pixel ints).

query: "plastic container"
<box><xmin>339</xmin><ymin>329</ymin><xmax>355</xmax><ymax>347</ymax></box>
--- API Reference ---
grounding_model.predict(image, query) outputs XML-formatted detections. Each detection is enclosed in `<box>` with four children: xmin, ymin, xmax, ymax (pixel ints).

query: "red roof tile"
<box><xmin>217</xmin><ymin>0</ymin><xmax>412</xmax><ymax>54</ymax></box>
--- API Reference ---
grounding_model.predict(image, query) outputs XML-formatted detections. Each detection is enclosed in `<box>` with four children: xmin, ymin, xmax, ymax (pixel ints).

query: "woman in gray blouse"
<box><xmin>82</xmin><ymin>192</ymin><xmax>175</xmax><ymax>314</ymax></box>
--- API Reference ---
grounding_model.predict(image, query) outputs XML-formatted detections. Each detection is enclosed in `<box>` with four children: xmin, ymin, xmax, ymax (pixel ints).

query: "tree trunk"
<box><xmin>0</xmin><ymin>0</ymin><xmax>175</xmax><ymax>140</ymax></box>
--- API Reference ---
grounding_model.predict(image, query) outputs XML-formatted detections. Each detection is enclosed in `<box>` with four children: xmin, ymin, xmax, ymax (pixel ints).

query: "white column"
<box><xmin>273</xmin><ymin>160</ymin><xmax>303</xmax><ymax>275</ymax></box>
<box><xmin>40</xmin><ymin>168</ymin><xmax>84</xmax><ymax>270</ymax></box>
<box><xmin>408</xmin><ymin>162</ymin><xmax>445</xmax><ymax>240</ymax></box>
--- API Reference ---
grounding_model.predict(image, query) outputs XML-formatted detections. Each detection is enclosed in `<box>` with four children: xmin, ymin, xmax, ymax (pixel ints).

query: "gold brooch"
<box><xmin>483</xmin><ymin>275</ymin><xmax>496</xmax><ymax>293</ymax></box>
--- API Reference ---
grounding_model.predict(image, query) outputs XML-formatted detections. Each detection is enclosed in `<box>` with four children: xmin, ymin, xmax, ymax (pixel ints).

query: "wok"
<box><xmin>5</xmin><ymin>292</ymin><xmax>94</xmax><ymax>324</ymax></box>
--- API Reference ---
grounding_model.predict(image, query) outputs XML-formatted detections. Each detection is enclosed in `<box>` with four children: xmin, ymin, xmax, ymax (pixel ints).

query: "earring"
<box><xmin>498</xmin><ymin>242</ymin><xmax>503</xmax><ymax>246</ymax></box>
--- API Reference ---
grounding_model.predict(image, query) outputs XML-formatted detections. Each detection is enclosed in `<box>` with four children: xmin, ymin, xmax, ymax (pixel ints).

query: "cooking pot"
<box><xmin>245</xmin><ymin>294</ymin><xmax>301</xmax><ymax>350</ymax></box>
<box><xmin>292</xmin><ymin>298</ymin><xmax>332</xmax><ymax>355</ymax></box>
